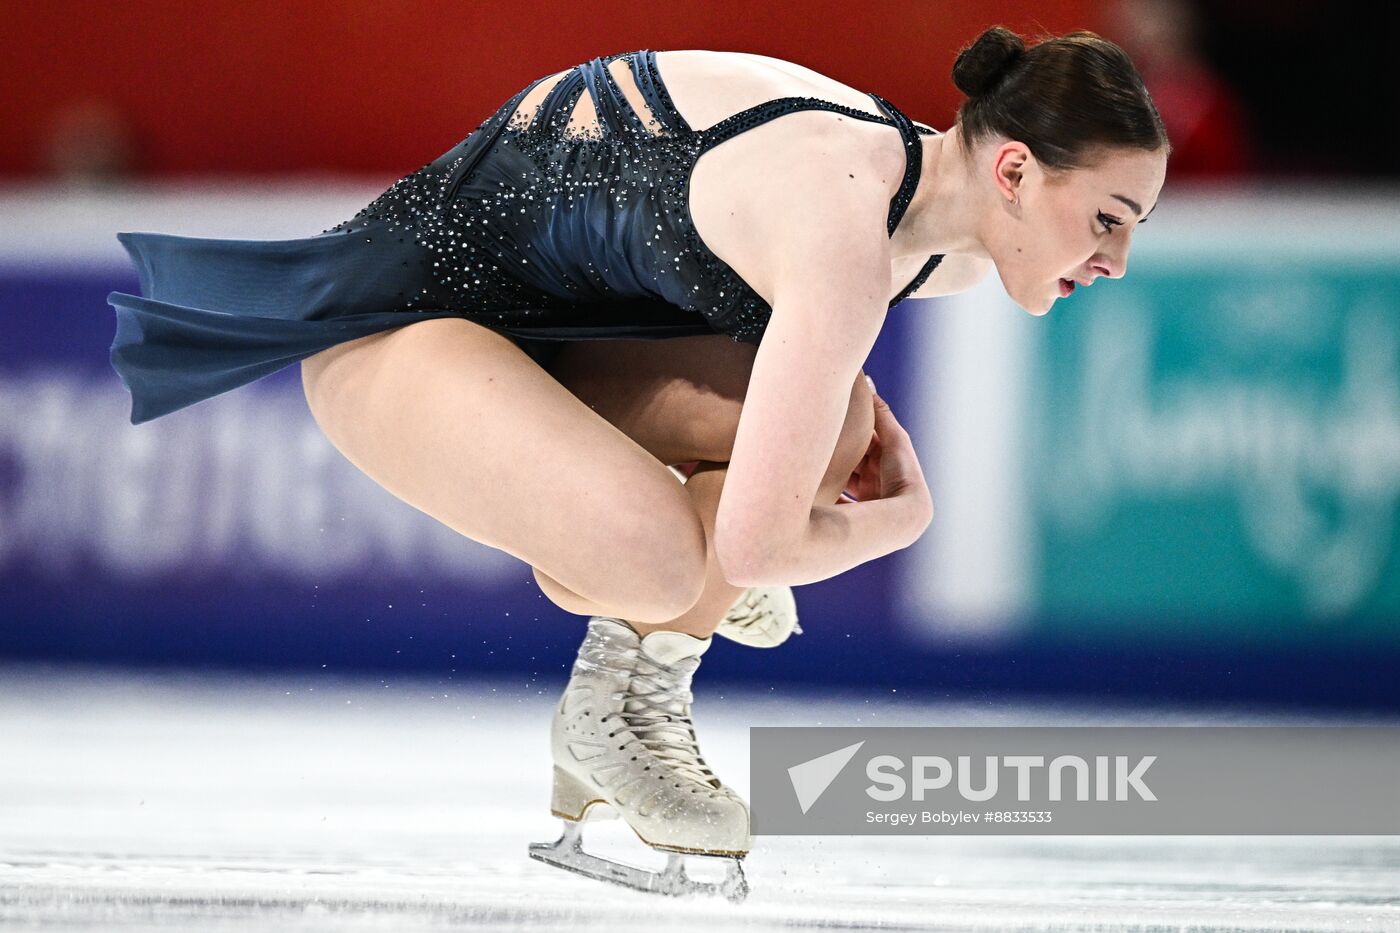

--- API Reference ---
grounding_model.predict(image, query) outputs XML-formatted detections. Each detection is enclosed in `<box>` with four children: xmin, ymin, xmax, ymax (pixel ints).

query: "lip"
<box><xmin>1058</xmin><ymin>278</ymin><xmax>1075</xmax><ymax>298</ymax></box>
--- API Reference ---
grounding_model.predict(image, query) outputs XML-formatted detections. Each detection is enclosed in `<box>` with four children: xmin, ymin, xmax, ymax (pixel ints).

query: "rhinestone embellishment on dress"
<box><xmin>321</xmin><ymin>50</ymin><xmax>944</xmax><ymax>345</ymax></box>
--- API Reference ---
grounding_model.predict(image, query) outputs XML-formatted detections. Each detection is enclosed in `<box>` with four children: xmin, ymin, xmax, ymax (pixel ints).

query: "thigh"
<box><xmin>299</xmin><ymin>318</ymin><xmax>708</xmax><ymax>622</ymax></box>
<box><xmin>544</xmin><ymin>334</ymin><xmax>875</xmax><ymax>496</ymax></box>
<box><xmin>542</xmin><ymin>334</ymin><xmax>757</xmax><ymax>465</ymax></box>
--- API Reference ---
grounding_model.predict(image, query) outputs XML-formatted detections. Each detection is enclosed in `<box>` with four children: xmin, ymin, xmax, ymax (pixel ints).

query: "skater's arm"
<box><xmin>720</xmin><ymin>413</ymin><xmax>932</xmax><ymax>586</ymax></box>
<box><xmin>713</xmin><ymin>181</ymin><xmax>932</xmax><ymax>586</ymax></box>
<box><xmin>776</xmin><ymin>396</ymin><xmax>933</xmax><ymax>584</ymax></box>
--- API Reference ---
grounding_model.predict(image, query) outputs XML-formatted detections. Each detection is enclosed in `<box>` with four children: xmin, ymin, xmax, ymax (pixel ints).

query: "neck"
<box><xmin>892</xmin><ymin>124</ymin><xmax>989</xmax><ymax>262</ymax></box>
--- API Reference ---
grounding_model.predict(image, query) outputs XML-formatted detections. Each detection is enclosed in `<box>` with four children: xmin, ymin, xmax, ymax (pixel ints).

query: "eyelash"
<box><xmin>1097</xmin><ymin>212</ymin><xmax>1123</xmax><ymax>234</ymax></box>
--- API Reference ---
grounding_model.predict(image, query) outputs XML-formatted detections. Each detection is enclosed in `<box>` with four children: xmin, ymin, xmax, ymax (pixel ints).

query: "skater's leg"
<box><xmin>527</xmin><ymin>338</ymin><xmax>872</xmax><ymax>900</ymax></box>
<box><xmin>649</xmin><ymin>461</ymin><xmax>739</xmax><ymax>636</ymax></box>
<box><xmin>531</xmin><ymin>460</ymin><xmax>742</xmax><ymax>634</ymax></box>
<box><xmin>632</xmin><ymin>431</ymin><xmax>862</xmax><ymax>638</ymax></box>
<box><xmin>299</xmin><ymin>317</ymin><xmax>708</xmax><ymax>624</ymax></box>
<box><xmin>532</xmin><ymin>335</ymin><xmax>876</xmax><ymax>632</ymax></box>
<box><xmin>541</xmin><ymin>333</ymin><xmax>759</xmax><ymax>467</ymax></box>
<box><xmin>631</xmin><ymin>375</ymin><xmax>873</xmax><ymax>637</ymax></box>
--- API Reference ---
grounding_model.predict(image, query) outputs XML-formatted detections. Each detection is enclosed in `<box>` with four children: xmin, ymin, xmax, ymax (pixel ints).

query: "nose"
<box><xmin>1091</xmin><ymin>251</ymin><xmax>1127</xmax><ymax>280</ymax></box>
<box><xmin>1095</xmin><ymin>232</ymin><xmax>1132</xmax><ymax>279</ymax></box>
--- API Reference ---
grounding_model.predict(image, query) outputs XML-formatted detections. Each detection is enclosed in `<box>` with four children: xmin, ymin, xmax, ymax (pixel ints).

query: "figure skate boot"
<box><xmin>717</xmin><ymin>585</ymin><xmax>802</xmax><ymax>648</ymax></box>
<box><xmin>528</xmin><ymin>616</ymin><xmax>751</xmax><ymax>901</ymax></box>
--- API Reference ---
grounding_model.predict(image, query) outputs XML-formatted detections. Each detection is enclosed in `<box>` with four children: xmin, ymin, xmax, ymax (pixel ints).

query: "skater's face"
<box><xmin>979</xmin><ymin>142</ymin><xmax>1167</xmax><ymax>316</ymax></box>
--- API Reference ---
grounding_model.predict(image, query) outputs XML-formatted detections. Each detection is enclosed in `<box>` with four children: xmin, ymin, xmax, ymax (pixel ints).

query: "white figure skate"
<box><xmin>665</xmin><ymin>463</ymin><xmax>803</xmax><ymax>649</ymax></box>
<box><xmin>717</xmin><ymin>585</ymin><xmax>802</xmax><ymax>648</ymax></box>
<box><xmin>528</xmin><ymin>617</ymin><xmax>751</xmax><ymax>901</ymax></box>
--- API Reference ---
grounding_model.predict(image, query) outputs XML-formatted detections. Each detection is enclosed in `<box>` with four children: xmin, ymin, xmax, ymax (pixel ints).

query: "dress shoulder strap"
<box><xmin>867</xmin><ymin>93</ymin><xmax>935</xmax><ymax>236</ymax></box>
<box><xmin>578</xmin><ymin>54</ymin><xmax>650</xmax><ymax>137</ymax></box>
<box><xmin>532</xmin><ymin>52</ymin><xmax>638</xmax><ymax>140</ymax></box>
<box><xmin>697</xmin><ymin>96</ymin><xmax>899</xmax><ymax>152</ymax></box>
<box><xmin>698</xmin><ymin>92</ymin><xmax>936</xmax><ymax>239</ymax></box>
<box><xmin>628</xmin><ymin>50</ymin><xmax>692</xmax><ymax>134</ymax></box>
<box><xmin>891</xmin><ymin>254</ymin><xmax>945</xmax><ymax>306</ymax></box>
<box><xmin>538</xmin><ymin>51</ymin><xmax>693</xmax><ymax>139</ymax></box>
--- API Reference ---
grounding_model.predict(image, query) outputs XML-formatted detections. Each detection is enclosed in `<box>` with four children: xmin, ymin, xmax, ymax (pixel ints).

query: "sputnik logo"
<box><xmin>788</xmin><ymin>741</ymin><xmax>865</xmax><ymax>814</ymax></box>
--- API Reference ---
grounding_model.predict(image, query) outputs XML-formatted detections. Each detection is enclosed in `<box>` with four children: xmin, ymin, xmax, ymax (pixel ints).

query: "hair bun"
<box><xmin>952</xmin><ymin>26</ymin><xmax>1026</xmax><ymax>98</ymax></box>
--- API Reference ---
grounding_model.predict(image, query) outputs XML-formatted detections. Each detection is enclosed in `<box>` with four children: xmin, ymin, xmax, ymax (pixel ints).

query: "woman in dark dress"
<box><xmin>107</xmin><ymin>27</ymin><xmax>1168</xmax><ymax>898</ymax></box>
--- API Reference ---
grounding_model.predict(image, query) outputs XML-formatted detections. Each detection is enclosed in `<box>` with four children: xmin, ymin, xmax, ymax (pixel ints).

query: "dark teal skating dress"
<box><xmin>107</xmin><ymin>50</ymin><xmax>943</xmax><ymax>424</ymax></box>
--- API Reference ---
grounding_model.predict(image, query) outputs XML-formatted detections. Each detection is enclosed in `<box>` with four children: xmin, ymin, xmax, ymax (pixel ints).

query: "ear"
<box><xmin>991</xmin><ymin>141</ymin><xmax>1031</xmax><ymax>205</ymax></box>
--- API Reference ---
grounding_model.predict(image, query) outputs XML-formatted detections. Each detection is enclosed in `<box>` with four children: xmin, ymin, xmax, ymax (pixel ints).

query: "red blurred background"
<box><xmin>2</xmin><ymin>0</ymin><xmax>1109</xmax><ymax>179</ymax></box>
<box><xmin>11</xmin><ymin>1</ymin><xmax>1394</xmax><ymax>183</ymax></box>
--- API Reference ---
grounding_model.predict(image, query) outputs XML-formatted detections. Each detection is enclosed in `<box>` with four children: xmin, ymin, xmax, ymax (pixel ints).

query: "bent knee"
<box><xmin>536</xmin><ymin>488</ymin><xmax>708</xmax><ymax>623</ymax></box>
<box><xmin>623</xmin><ymin>560</ymin><xmax>708</xmax><ymax>623</ymax></box>
<box><xmin>607</xmin><ymin>502</ymin><xmax>709</xmax><ymax>621</ymax></box>
<box><xmin>532</xmin><ymin>559</ymin><xmax>704</xmax><ymax>623</ymax></box>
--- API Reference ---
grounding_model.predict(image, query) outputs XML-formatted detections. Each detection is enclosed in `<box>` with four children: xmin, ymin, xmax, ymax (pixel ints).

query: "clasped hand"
<box><xmin>840</xmin><ymin>384</ymin><xmax>932</xmax><ymax>524</ymax></box>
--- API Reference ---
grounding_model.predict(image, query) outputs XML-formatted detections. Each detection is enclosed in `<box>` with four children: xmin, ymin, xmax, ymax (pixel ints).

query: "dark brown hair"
<box><xmin>952</xmin><ymin>26</ymin><xmax>1170</xmax><ymax>171</ymax></box>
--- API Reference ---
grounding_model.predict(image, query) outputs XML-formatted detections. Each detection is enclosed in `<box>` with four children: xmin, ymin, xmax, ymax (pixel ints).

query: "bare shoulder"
<box><xmin>906</xmin><ymin>252</ymin><xmax>994</xmax><ymax>299</ymax></box>
<box><xmin>655</xmin><ymin>50</ymin><xmax>888</xmax><ymax>125</ymax></box>
<box><xmin>688</xmin><ymin>115</ymin><xmax>904</xmax><ymax>306</ymax></box>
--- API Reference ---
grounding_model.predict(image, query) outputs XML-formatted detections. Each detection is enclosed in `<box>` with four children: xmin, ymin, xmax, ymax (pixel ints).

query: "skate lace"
<box><xmin>619</xmin><ymin>653</ymin><xmax>719</xmax><ymax>789</ymax></box>
<box><xmin>722</xmin><ymin>589</ymin><xmax>770</xmax><ymax>634</ymax></box>
<box><xmin>722</xmin><ymin>588</ymin><xmax>802</xmax><ymax>637</ymax></box>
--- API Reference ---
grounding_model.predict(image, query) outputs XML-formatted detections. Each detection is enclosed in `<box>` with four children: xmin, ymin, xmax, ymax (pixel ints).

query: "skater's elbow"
<box><xmin>717</xmin><ymin>550</ymin><xmax>766</xmax><ymax>589</ymax></box>
<box><xmin>714</xmin><ymin>522</ymin><xmax>797</xmax><ymax>588</ymax></box>
<box><xmin>714</xmin><ymin>525</ymin><xmax>761</xmax><ymax>587</ymax></box>
<box><xmin>717</xmin><ymin>554</ymin><xmax>778</xmax><ymax>589</ymax></box>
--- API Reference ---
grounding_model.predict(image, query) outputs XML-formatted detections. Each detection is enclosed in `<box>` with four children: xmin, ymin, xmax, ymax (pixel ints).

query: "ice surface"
<box><xmin>1</xmin><ymin>666</ymin><xmax>1397</xmax><ymax>932</ymax></box>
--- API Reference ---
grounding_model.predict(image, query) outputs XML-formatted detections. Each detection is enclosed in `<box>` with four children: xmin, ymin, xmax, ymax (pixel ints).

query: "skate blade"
<box><xmin>528</xmin><ymin>819</ymin><xmax>748</xmax><ymax>903</ymax></box>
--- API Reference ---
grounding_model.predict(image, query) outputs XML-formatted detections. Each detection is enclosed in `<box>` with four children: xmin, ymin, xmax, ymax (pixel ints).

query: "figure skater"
<box><xmin>106</xmin><ymin>26</ymin><xmax>1169</xmax><ymax>899</ymax></box>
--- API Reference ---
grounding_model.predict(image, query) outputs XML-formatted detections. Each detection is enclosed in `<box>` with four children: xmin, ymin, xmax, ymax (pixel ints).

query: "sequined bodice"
<box><xmin>327</xmin><ymin>50</ymin><xmax>945</xmax><ymax>345</ymax></box>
